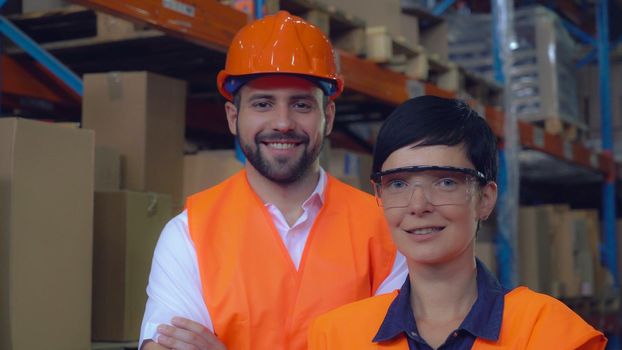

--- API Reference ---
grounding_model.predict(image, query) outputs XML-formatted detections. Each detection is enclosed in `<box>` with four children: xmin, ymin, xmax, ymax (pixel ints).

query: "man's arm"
<box><xmin>141</xmin><ymin>340</ymin><xmax>167</xmax><ymax>350</ymax></box>
<box><xmin>141</xmin><ymin>318</ymin><xmax>226</xmax><ymax>350</ymax></box>
<box><xmin>139</xmin><ymin>211</ymin><xmax>214</xmax><ymax>348</ymax></box>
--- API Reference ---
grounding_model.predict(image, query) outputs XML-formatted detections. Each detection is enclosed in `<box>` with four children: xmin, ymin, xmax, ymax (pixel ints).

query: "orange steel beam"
<box><xmin>66</xmin><ymin>0</ymin><xmax>248</xmax><ymax>52</ymax></box>
<box><xmin>2</xmin><ymin>55</ymin><xmax>79</xmax><ymax>103</ymax></box>
<box><xmin>338</xmin><ymin>51</ymin><xmax>410</xmax><ymax>105</ymax></box>
<box><xmin>63</xmin><ymin>0</ymin><xmax>615</xmax><ymax>178</ymax></box>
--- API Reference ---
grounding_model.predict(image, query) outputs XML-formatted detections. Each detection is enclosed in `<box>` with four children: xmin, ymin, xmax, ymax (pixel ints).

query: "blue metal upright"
<box><xmin>254</xmin><ymin>0</ymin><xmax>264</xmax><ymax>19</ymax></box>
<box><xmin>596</xmin><ymin>0</ymin><xmax>620</xmax><ymax>347</ymax></box>
<box><xmin>491</xmin><ymin>0</ymin><xmax>518</xmax><ymax>289</ymax></box>
<box><xmin>597</xmin><ymin>0</ymin><xmax>618</xmax><ymax>288</ymax></box>
<box><xmin>432</xmin><ymin>0</ymin><xmax>457</xmax><ymax>16</ymax></box>
<box><xmin>0</xmin><ymin>16</ymin><xmax>83</xmax><ymax>96</ymax></box>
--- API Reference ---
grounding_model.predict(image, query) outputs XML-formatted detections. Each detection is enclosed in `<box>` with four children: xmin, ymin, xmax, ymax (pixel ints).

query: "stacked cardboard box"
<box><xmin>519</xmin><ymin>205</ymin><xmax>606</xmax><ymax>299</ymax></box>
<box><xmin>83</xmin><ymin>71</ymin><xmax>187</xmax><ymax>341</ymax></box>
<box><xmin>95</xmin><ymin>146</ymin><xmax>121</xmax><ymax>191</ymax></box>
<box><xmin>83</xmin><ymin>71</ymin><xmax>187</xmax><ymax>210</ymax></box>
<box><xmin>327</xmin><ymin>148</ymin><xmax>374</xmax><ymax>194</ymax></box>
<box><xmin>476</xmin><ymin>220</ymin><xmax>497</xmax><ymax>275</ymax></box>
<box><xmin>183</xmin><ymin>150</ymin><xmax>244</xmax><ymax>199</ymax></box>
<box><xmin>92</xmin><ymin>191</ymin><xmax>172</xmax><ymax>341</ymax></box>
<box><xmin>0</xmin><ymin>118</ymin><xmax>94</xmax><ymax>350</ymax></box>
<box><xmin>518</xmin><ymin>206</ymin><xmax>555</xmax><ymax>294</ymax></box>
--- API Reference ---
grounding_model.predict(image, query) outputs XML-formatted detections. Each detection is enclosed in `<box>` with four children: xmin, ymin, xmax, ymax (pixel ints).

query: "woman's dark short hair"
<box><xmin>372</xmin><ymin>96</ymin><xmax>498</xmax><ymax>182</ymax></box>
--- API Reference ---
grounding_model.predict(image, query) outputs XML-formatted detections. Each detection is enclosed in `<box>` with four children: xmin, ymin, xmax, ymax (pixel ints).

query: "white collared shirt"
<box><xmin>139</xmin><ymin>169</ymin><xmax>407</xmax><ymax>347</ymax></box>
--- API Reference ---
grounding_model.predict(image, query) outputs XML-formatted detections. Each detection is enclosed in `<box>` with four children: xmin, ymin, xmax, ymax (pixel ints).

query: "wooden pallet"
<box><xmin>366</xmin><ymin>26</ymin><xmax>428</xmax><ymax>80</ymax></box>
<box><xmin>532</xmin><ymin>118</ymin><xmax>587</xmax><ymax>143</ymax></box>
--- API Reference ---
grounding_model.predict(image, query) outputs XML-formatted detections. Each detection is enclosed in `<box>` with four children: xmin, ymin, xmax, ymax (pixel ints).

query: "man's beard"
<box><xmin>238</xmin><ymin>130</ymin><xmax>323</xmax><ymax>184</ymax></box>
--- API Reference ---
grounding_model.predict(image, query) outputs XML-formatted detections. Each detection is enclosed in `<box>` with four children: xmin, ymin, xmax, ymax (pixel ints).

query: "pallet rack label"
<box><xmin>163</xmin><ymin>0</ymin><xmax>196</xmax><ymax>17</ymax></box>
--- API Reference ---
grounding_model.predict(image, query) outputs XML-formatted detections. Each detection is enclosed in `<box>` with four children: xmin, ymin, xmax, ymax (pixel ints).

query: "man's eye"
<box><xmin>253</xmin><ymin>101</ymin><xmax>272</xmax><ymax>109</ymax></box>
<box><xmin>293</xmin><ymin>102</ymin><xmax>312</xmax><ymax>110</ymax></box>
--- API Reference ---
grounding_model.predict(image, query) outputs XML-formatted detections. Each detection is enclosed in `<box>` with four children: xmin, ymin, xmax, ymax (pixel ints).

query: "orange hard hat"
<box><xmin>217</xmin><ymin>11</ymin><xmax>344</xmax><ymax>101</ymax></box>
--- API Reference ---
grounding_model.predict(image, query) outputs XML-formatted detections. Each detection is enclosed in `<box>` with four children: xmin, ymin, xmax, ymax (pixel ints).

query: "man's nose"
<box><xmin>271</xmin><ymin>104</ymin><xmax>295</xmax><ymax>132</ymax></box>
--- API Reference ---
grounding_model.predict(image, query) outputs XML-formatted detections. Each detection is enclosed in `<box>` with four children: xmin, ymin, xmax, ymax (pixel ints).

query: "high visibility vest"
<box><xmin>186</xmin><ymin>170</ymin><xmax>397</xmax><ymax>350</ymax></box>
<box><xmin>309</xmin><ymin>286</ymin><xmax>607</xmax><ymax>349</ymax></box>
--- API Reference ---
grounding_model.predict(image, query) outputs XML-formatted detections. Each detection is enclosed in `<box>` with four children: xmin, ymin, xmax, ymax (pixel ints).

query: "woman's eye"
<box><xmin>437</xmin><ymin>178</ymin><xmax>458</xmax><ymax>188</ymax></box>
<box><xmin>386</xmin><ymin>180</ymin><xmax>408</xmax><ymax>191</ymax></box>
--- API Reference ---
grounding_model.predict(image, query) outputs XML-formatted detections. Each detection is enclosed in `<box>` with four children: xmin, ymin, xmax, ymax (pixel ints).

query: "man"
<box><xmin>140</xmin><ymin>11</ymin><xmax>407</xmax><ymax>350</ymax></box>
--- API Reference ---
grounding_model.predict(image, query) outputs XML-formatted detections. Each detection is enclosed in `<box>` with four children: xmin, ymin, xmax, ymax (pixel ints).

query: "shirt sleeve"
<box><xmin>139</xmin><ymin>210</ymin><xmax>213</xmax><ymax>348</ymax></box>
<box><xmin>375</xmin><ymin>251</ymin><xmax>408</xmax><ymax>295</ymax></box>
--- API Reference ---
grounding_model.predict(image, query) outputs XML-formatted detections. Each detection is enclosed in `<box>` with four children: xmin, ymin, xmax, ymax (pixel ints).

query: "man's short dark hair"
<box><xmin>372</xmin><ymin>95</ymin><xmax>498</xmax><ymax>182</ymax></box>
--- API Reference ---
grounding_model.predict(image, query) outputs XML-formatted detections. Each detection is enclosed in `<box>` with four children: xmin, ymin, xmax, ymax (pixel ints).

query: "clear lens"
<box><xmin>375</xmin><ymin>169</ymin><xmax>478</xmax><ymax>208</ymax></box>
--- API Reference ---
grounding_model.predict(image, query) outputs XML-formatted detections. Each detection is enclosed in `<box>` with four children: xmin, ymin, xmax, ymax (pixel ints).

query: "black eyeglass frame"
<box><xmin>370</xmin><ymin>165</ymin><xmax>488</xmax><ymax>185</ymax></box>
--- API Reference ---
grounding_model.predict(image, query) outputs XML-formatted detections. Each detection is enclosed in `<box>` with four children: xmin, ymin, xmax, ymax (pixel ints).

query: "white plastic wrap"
<box><xmin>448</xmin><ymin>6</ymin><xmax>579</xmax><ymax>125</ymax></box>
<box><xmin>494</xmin><ymin>0</ymin><xmax>520</xmax><ymax>287</ymax></box>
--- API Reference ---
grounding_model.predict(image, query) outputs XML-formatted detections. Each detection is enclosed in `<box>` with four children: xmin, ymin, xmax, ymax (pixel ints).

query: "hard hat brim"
<box><xmin>218</xmin><ymin>72</ymin><xmax>343</xmax><ymax>101</ymax></box>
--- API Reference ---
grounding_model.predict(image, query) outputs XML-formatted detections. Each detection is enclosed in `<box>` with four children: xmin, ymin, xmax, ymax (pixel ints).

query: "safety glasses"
<box><xmin>370</xmin><ymin>166</ymin><xmax>487</xmax><ymax>208</ymax></box>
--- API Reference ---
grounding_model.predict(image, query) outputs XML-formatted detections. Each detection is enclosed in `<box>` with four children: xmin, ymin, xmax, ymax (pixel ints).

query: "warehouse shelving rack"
<box><xmin>0</xmin><ymin>0</ymin><xmax>620</xmax><ymax>345</ymax></box>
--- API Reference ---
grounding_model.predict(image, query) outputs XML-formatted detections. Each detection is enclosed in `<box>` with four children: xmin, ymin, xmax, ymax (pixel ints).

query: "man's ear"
<box><xmin>324</xmin><ymin>100</ymin><xmax>336</xmax><ymax>136</ymax></box>
<box><xmin>225</xmin><ymin>101</ymin><xmax>238</xmax><ymax>135</ymax></box>
<box><xmin>478</xmin><ymin>181</ymin><xmax>498</xmax><ymax>220</ymax></box>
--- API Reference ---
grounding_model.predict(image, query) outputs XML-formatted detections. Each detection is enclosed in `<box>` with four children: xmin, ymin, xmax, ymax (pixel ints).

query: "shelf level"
<box><xmin>56</xmin><ymin>0</ymin><xmax>614</xmax><ymax>178</ymax></box>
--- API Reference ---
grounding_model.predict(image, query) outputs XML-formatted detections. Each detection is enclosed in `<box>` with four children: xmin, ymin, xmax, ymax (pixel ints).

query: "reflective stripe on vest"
<box><xmin>187</xmin><ymin>170</ymin><xmax>397</xmax><ymax>350</ymax></box>
<box><xmin>308</xmin><ymin>287</ymin><xmax>607</xmax><ymax>349</ymax></box>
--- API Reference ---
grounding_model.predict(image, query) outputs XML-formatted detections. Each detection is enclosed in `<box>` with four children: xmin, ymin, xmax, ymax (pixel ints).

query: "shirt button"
<box><xmin>453</xmin><ymin>331</ymin><xmax>459</xmax><ymax>337</ymax></box>
<box><xmin>409</xmin><ymin>331</ymin><xmax>418</xmax><ymax>338</ymax></box>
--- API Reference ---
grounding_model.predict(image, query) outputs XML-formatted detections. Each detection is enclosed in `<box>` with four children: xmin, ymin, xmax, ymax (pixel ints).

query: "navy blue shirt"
<box><xmin>373</xmin><ymin>259</ymin><xmax>509</xmax><ymax>350</ymax></box>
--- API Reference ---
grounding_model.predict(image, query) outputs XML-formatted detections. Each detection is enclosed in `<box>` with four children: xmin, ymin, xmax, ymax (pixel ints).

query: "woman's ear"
<box><xmin>478</xmin><ymin>181</ymin><xmax>498</xmax><ymax>220</ymax></box>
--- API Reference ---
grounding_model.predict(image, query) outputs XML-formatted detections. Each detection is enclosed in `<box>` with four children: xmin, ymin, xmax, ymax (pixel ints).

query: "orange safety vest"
<box><xmin>186</xmin><ymin>170</ymin><xmax>397</xmax><ymax>350</ymax></box>
<box><xmin>309</xmin><ymin>286</ymin><xmax>607</xmax><ymax>350</ymax></box>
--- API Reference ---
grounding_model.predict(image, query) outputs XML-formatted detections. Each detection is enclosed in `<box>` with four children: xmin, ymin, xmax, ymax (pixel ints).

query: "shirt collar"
<box><xmin>373</xmin><ymin>258</ymin><xmax>507</xmax><ymax>343</ymax></box>
<box><xmin>263</xmin><ymin>168</ymin><xmax>327</xmax><ymax>209</ymax></box>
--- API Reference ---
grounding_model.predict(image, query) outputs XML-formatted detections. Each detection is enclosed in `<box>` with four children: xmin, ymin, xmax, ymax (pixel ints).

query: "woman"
<box><xmin>308</xmin><ymin>96</ymin><xmax>606</xmax><ymax>349</ymax></box>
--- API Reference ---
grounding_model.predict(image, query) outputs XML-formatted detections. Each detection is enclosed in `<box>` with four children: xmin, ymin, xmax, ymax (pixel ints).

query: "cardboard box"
<box><xmin>183</xmin><ymin>150</ymin><xmax>244</xmax><ymax>199</ymax></box>
<box><xmin>544</xmin><ymin>205</ymin><xmax>572</xmax><ymax>297</ymax></box>
<box><xmin>96</xmin><ymin>13</ymin><xmax>147</xmax><ymax>40</ymax></box>
<box><xmin>95</xmin><ymin>146</ymin><xmax>121</xmax><ymax>191</ymax></box>
<box><xmin>327</xmin><ymin>148</ymin><xmax>374</xmax><ymax>194</ymax></box>
<box><xmin>399</xmin><ymin>13</ymin><xmax>420</xmax><ymax>48</ymax></box>
<box><xmin>92</xmin><ymin>191</ymin><xmax>172</xmax><ymax>341</ymax></box>
<box><xmin>421</xmin><ymin>21</ymin><xmax>449</xmax><ymax>61</ymax></box>
<box><xmin>0</xmin><ymin>118</ymin><xmax>94</xmax><ymax>350</ymax></box>
<box><xmin>518</xmin><ymin>206</ymin><xmax>553</xmax><ymax>294</ymax></box>
<box><xmin>550</xmin><ymin>207</ymin><xmax>599</xmax><ymax>298</ymax></box>
<box><xmin>476</xmin><ymin>241</ymin><xmax>496</xmax><ymax>275</ymax></box>
<box><xmin>83</xmin><ymin>71</ymin><xmax>186</xmax><ymax>209</ymax></box>
<box><xmin>476</xmin><ymin>219</ymin><xmax>497</xmax><ymax>275</ymax></box>
<box><xmin>316</xmin><ymin>0</ymin><xmax>402</xmax><ymax>38</ymax></box>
